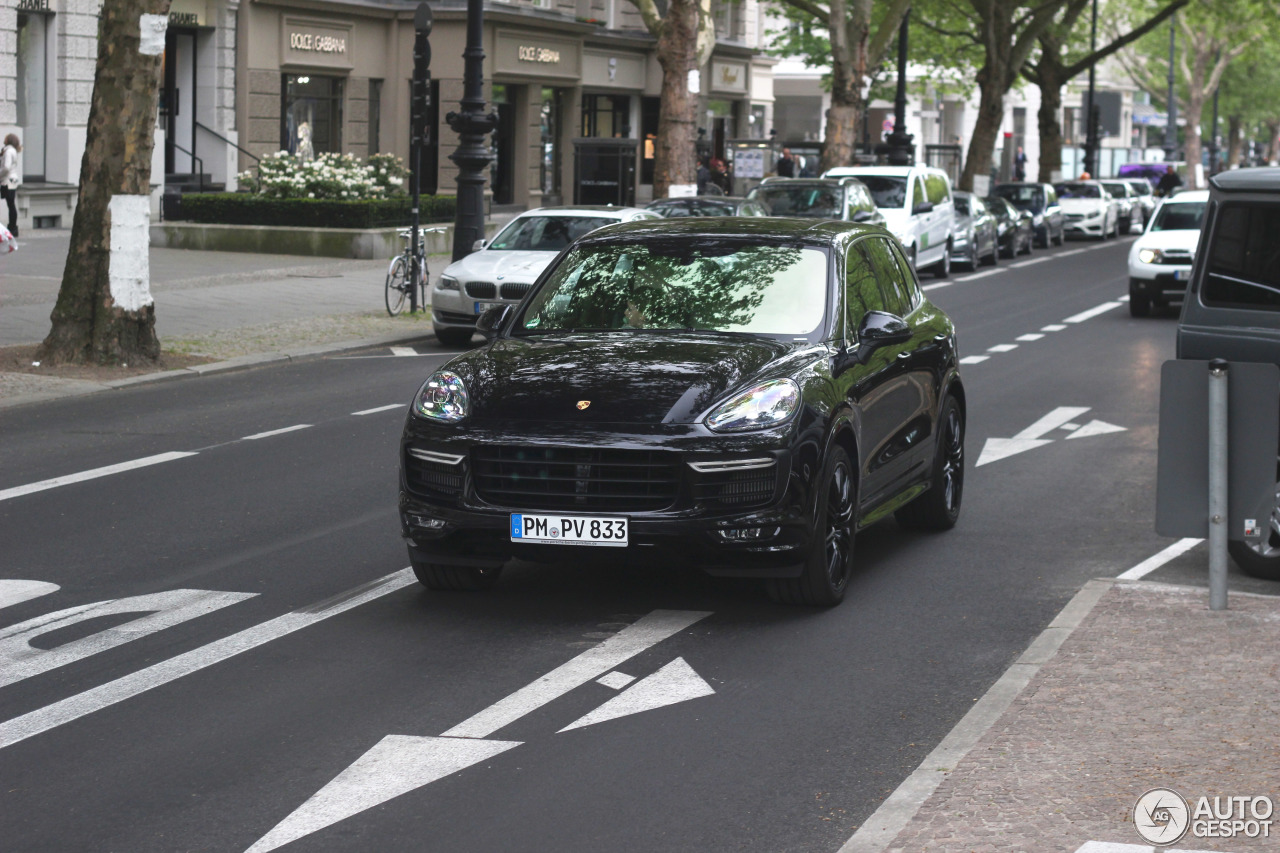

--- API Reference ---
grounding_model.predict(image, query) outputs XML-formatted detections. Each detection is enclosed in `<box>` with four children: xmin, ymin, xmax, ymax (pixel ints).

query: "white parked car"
<box><xmin>1127</xmin><ymin>189</ymin><xmax>1209</xmax><ymax>317</ymax></box>
<box><xmin>430</xmin><ymin>206</ymin><xmax>659</xmax><ymax>347</ymax></box>
<box><xmin>1054</xmin><ymin>180</ymin><xmax>1121</xmax><ymax>240</ymax></box>
<box><xmin>821</xmin><ymin>164</ymin><xmax>957</xmax><ymax>277</ymax></box>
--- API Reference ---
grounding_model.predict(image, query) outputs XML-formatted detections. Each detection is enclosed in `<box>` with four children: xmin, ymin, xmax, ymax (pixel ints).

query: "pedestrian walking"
<box><xmin>1014</xmin><ymin>146</ymin><xmax>1027</xmax><ymax>181</ymax></box>
<box><xmin>777</xmin><ymin>147</ymin><xmax>796</xmax><ymax>178</ymax></box>
<box><xmin>1155</xmin><ymin>164</ymin><xmax>1182</xmax><ymax>197</ymax></box>
<box><xmin>0</xmin><ymin>133</ymin><xmax>20</xmax><ymax>238</ymax></box>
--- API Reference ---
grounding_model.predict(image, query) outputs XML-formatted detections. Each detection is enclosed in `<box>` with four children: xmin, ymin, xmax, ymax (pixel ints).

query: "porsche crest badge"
<box><xmin>576</xmin><ymin>400</ymin><xmax>591</xmax><ymax>410</ymax></box>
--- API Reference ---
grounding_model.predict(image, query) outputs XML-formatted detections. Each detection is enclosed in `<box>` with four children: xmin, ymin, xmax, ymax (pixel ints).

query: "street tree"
<box><xmin>626</xmin><ymin>0</ymin><xmax>716</xmax><ymax>199</ymax></box>
<box><xmin>766</xmin><ymin>0</ymin><xmax>911</xmax><ymax>171</ymax></box>
<box><xmin>37</xmin><ymin>0</ymin><xmax>172</xmax><ymax>366</ymax></box>
<box><xmin>1115</xmin><ymin>0</ymin><xmax>1277</xmax><ymax>187</ymax></box>
<box><xmin>1203</xmin><ymin>35</ymin><xmax>1280</xmax><ymax>168</ymax></box>
<box><xmin>1023</xmin><ymin>0</ymin><xmax>1187</xmax><ymax>183</ymax></box>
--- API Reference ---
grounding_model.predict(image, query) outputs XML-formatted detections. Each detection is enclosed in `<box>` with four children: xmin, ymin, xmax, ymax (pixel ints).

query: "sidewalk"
<box><xmin>4</xmin><ymin>224</ymin><xmax>1278</xmax><ymax>853</ymax></box>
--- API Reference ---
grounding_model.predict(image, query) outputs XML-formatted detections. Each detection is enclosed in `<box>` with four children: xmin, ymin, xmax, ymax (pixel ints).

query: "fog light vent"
<box><xmin>717</xmin><ymin>526</ymin><xmax>781</xmax><ymax>542</ymax></box>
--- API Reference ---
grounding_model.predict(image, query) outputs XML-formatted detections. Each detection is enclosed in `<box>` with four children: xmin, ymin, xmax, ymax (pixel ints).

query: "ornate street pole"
<box><xmin>409</xmin><ymin>3</ymin><xmax>433</xmax><ymax>312</ymax></box>
<box><xmin>446</xmin><ymin>0</ymin><xmax>498</xmax><ymax>262</ymax></box>
<box><xmin>1082</xmin><ymin>0</ymin><xmax>1098</xmax><ymax>178</ymax></box>
<box><xmin>884</xmin><ymin>7</ymin><xmax>914</xmax><ymax>166</ymax></box>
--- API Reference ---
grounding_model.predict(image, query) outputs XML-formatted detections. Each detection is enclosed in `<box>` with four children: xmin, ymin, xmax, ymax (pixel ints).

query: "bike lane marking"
<box><xmin>0</xmin><ymin>451</ymin><xmax>199</xmax><ymax>503</ymax></box>
<box><xmin>0</xmin><ymin>568</ymin><xmax>416</xmax><ymax>750</ymax></box>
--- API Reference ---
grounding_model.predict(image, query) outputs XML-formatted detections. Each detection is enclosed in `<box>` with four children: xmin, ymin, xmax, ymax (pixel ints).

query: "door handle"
<box><xmin>934</xmin><ymin>333</ymin><xmax>948</xmax><ymax>341</ymax></box>
<box><xmin>896</xmin><ymin>351</ymin><xmax>911</xmax><ymax>360</ymax></box>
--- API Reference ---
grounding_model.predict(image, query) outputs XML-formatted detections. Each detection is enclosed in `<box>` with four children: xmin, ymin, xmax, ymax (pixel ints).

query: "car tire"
<box><xmin>967</xmin><ymin>243</ymin><xmax>979</xmax><ymax>270</ymax></box>
<box><xmin>1121</xmin><ymin>216</ymin><xmax>1132</xmax><ymax>234</ymax></box>
<box><xmin>767</xmin><ymin>446</ymin><xmax>856</xmax><ymax>607</ymax></box>
<box><xmin>1054</xmin><ymin>226</ymin><xmax>1065</xmax><ymax>246</ymax></box>
<box><xmin>895</xmin><ymin>395</ymin><xmax>964</xmax><ymax>531</ymax></box>
<box><xmin>1129</xmin><ymin>294</ymin><xmax>1151</xmax><ymax>317</ymax></box>
<box><xmin>1021</xmin><ymin>232</ymin><xmax>1033</xmax><ymax>255</ymax></box>
<box><xmin>1227</xmin><ymin>481</ymin><xmax>1280</xmax><ymax>580</ymax></box>
<box><xmin>987</xmin><ymin>241</ymin><xmax>999</xmax><ymax>266</ymax></box>
<box><xmin>411</xmin><ymin>557</ymin><xmax>504</xmax><ymax>591</ymax></box>
<box><xmin>435</xmin><ymin>327</ymin><xmax>476</xmax><ymax>348</ymax></box>
<box><xmin>934</xmin><ymin>243</ymin><xmax>952</xmax><ymax>279</ymax></box>
<box><xmin>1001</xmin><ymin>238</ymin><xmax>1015</xmax><ymax>260</ymax></box>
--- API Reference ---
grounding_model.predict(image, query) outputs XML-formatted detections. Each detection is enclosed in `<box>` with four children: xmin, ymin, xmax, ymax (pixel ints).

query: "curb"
<box><xmin>0</xmin><ymin>328</ymin><xmax>442</xmax><ymax>411</ymax></box>
<box><xmin>838</xmin><ymin>577</ymin><xmax>1115</xmax><ymax>853</ymax></box>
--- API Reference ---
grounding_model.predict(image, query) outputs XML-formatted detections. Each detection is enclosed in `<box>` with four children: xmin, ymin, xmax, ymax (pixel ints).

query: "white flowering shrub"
<box><xmin>237</xmin><ymin>151</ymin><xmax>408</xmax><ymax>200</ymax></box>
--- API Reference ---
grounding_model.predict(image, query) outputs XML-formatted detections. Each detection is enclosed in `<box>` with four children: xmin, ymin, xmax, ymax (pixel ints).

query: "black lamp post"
<box><xmin>409</xmin><ymin>2</ymin><xmax>432</xmax><ymax>312</ymax></box>
<box><xmin>1164</xmin><ymin>14</ymin><xmax>1178</xmax><ymax>162</ymax></box>
<box><xmin>1208</xmin><ymin>49</ymin><xmax>1221</xmax><ymax>175</ymax></box>
<box><xmin>884</xmin><ymin>7</ymin><xmax>914</xmax><ymax>166</ymax></box>
<box><xmin>1082</xmin><ymin>0</ymin><xmax>1098</xmax><ymax>177</ymax></box>
<box><xmin>446</xmin><ymin>0</ymin><xmax>498</xmax><ymax>262</ymax></box>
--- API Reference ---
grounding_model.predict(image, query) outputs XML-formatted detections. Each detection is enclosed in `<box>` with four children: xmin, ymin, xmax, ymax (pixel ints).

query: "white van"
<box><xmin>822</xmin><ymin>165</ymin><xmax>957</xmax><ymax>277</ymax></box>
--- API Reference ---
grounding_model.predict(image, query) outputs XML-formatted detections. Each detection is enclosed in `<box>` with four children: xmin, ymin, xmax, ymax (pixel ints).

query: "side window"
<box><xmin>861</xmin><ymin>237</ymin><xmax>912</xmax><ymax>317</ymax></box>
<box><xmin>912</xmin><ymin>177</ymin><xmax>926</xmax><ymax>209</ymax></box>
<box><xmin>888</xmin><ymin>239</ymin><xmax>922</xmax><ymax>310</ymax></box>
<box><xmin>1045</xmin><ymin>186</ymin><xmax>1057</xmax><ymax>206</ymax></box>
<box><xmin>925</xmin><ymin>174</ymin><xmax>948</xmax><ymax>205</ymax></box>
<box><xmin>845</xmin><ymin>243</ymin><xmax>886</xmax><ymax>339</ymax></box>
<box><xmin>1203</xmin><ymin>203</ymin><xmax>1280</xmax><ymax>311</ymax></box>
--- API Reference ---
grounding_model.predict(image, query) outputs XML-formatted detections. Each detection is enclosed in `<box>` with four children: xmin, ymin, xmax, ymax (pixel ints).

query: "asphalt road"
<box><xmin>1</xmin><ymin>234</ymin><xmax>1268</xmax><ymax>853</ymax></box>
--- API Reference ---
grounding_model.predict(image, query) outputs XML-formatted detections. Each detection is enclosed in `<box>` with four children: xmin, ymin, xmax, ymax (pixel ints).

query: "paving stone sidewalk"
<box><xmin>880</xmin><ymin>581</ymin><xmax>1279</xmax><ymax>852</ymax></box>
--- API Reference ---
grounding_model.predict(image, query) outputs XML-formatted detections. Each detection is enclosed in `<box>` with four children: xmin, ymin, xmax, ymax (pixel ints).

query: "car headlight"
<box><xmin>415</xmin><ymin>371</ymin><xmax>469</xmax><ymax>423</ymax></box>
<box><xmin>706</xmin><ymin>379</ymin><xmax>800</xmax><ymax>433</ymax></box>
<box><xmin>1138</xmin><ymin>248</ymin><xmax>1162</xmax><ymax>264</ymax></box>
<box><xmin>438</xmin><ymin>274</ymin><xmax>460</xmax><ymax>291</ymax></box>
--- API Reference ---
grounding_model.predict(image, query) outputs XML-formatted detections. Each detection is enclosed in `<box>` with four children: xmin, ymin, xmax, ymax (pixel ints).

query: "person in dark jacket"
<box><xmin>1155</xmin><ymin>165</ymin><xmax>1183</xmax><ymax>197</ymax></box>
<box><xmin>776</xmin><ymin>147</ymin><xmax>796</xmax><ymax>178</ymax></box>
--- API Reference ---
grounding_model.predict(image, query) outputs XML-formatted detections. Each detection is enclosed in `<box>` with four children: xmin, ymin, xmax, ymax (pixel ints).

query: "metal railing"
<box><xmin>195</xmin><ymin>121</ymin><xmax>260</xmax><ymax>168</ymax></box>
<box><xmin>170</xmin><ymin>142</ymin><xmax>205</xmax><ymax>193</ymax></box>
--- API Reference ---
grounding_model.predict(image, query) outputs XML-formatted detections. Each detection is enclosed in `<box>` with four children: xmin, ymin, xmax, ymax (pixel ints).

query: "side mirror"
<box><xmin>858</xmin><ymin>310</ymin><xmax>912</xmax><ymax>348</ymax></box>
<box><xmin>472</xmin><ymin>238</ymin><xmax>487</xmax><ymax>252</ymax></box>
<box><xmin>476</xmin><ymin>304</ymin><xmax>511</xmax><ymax>341</ymax></box>
<box><xmin>912</xmin><ymin>201</ymin><xmax>934</xmax><ymax>215</ymax></box>
<box><xmin>852</xmin><ymin>209</ymin><xmax>876</xmax><ymax>223</ymax></box>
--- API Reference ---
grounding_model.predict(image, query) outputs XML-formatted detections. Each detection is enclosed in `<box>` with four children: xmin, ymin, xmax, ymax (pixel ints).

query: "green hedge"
<box><xmin>175</xmin><ymin>194</ymin><xmax>457</xmax><ymax>228</ymax></box>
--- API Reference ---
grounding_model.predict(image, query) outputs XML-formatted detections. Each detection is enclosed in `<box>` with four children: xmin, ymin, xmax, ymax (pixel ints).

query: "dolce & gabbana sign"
<box><xmin>495</xmin><ymin>30</ymin><xmax>580</xmax><ymax>79</ymax></box>
<box><xmin>281</xmin><ymin>17</ymin><xmax>354</xmax><ymax>69</ymax></box>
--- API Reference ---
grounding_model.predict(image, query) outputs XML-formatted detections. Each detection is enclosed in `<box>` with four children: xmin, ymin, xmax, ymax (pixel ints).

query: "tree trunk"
<box><xmin>1266</xmin><ymin>120</ymin><xmax>1280</xmax><ymax>165</ymax></box>
<box><xmin>959</xmin><ymin>67</ymin><xmax>1006</xmax><ymax>192</ymax></box>
<box><xmin>37</xmin><ymin>0</ymin><xmax>170</xmax><ymax>366</ymax></box>
<box><xmin>652</xmin><ymin>0</ymin><xmax>699</xmax><ymax>200</ymax></box>
<box><xmin>821</xmin><ymin>0</ymin><xmax>868</xmax><ymax>173</ymax></box>
<box><xmin>1226</xmin><ymin>115</ymin><xmax>1242</xmax><ymax>168</ymax></box>
<box><xmin>1183</xmin><ymin>89</ymin><xmax>1205</xmax><ymax>188</ymax></box>
<box><xmin>1034</xmin><ymin>67</ymin><xmax>1066</xmax><ymax>183</ymax></box>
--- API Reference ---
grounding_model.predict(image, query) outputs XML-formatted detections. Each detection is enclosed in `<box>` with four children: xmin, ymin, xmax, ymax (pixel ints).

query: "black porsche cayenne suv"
<box><xmin>399</xmin><ymin>218</ymin><xmax>966</xmax><ymax>606</ymax></box>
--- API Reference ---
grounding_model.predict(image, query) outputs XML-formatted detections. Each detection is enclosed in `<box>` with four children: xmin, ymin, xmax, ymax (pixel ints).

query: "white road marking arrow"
<box><xmin>559</xmin><ymin>657</ymin><xmax>715</xmax><ymax>733</ymax></box>
<box><xmin>247</xmin><ymin>609</ymin><xmax>711</xmax><ymax>853</ymax></box>
<box><xmin>977</xmin><ymin>406</ymin><xmax>1128</xmax><ymax>467</ymax></box>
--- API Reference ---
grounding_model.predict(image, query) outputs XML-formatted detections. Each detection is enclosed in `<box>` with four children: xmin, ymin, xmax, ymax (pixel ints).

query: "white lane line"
<box><xmin>1116</xmin><ymin>538</ymin><xmax>1204</xmax><ymax>581</ymax></box>
<box><xmin>243</xmin><ymin>424</ymin><xmax>312</xmax><ymax>441</ymax></box>
<box><xmin>390</xmin><ymin>347</ymin><xmax>418</xmax><ymax>357</ymax></box>
<box><xmin>987</xmin><ymin>344</ymin><xmax>1018</xmax><ymax>353</ymax></box>
<box><xmin>1118</xmin><ymin>295</ymin><xmax>1130</xmax><ymax>302</ymax></box>
<box><xmin>1007</xmin><ymin>256</ymin><xmax>1053</xmax><ymax>268</ymax></box>
<box><xmin>920</xmin><ymin>282</ymin><xmax>952</xmax><ymax>291</ymax></box>
<box><xmin>958</xmin><ymin>355</ymin><xmax>989</xmax><ymax>364</ymax></box>
<box><xmin>0</xmin><ymin>451</ymin><xmax>199</xmax><ymax>503</ymax></box>
<box><xmin>1055</xmin><ymin>248</ymin><xmax>1091</xmax><ymax>258</ymax></box>
<box><xmin>352</xmin><ymin>404</ymin><xmax>404</xmax><ymax>416</ymax></box>
<box><xmin>1041</xmin><ymin>324</ymin><xmax>1068</xmax><ymax>332</ymax></box>
<box><xmin>1015</xmin><ymin>333</ymin><xmax>1044</xmax><ymax>342</ymax></box>
<box><xmin>0</xmin><ymin>581</ymin><xmax>60</xmax><ymax>611</ymax></box>
<box><xmin>0</xmin><ymin>569</ymin><xmax>417</xmax><ymax>750</ymax></box>
<box><xmin>1064</xmin><ymin>301</ymin><xmax>1123</xmax><ymax>323</ymax></box>
<box><xmin>441</xmin><ymin>609</ymin><xmax>712</xmax><ymax>739</ymax></box>
<box><xmin>952</xmin><ymin>268</ymin><xmax>1007</xmax><ymax>283</ymax></box>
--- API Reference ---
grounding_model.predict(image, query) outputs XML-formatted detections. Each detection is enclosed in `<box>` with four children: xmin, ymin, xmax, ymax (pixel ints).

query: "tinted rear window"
<box><xmin>994</xmin><ymin>185</ymin><xmax>1045</xmax><ymax>211</ymax></box>
<box><xmin>1202</xmin><ymin>203</ymin><xmax>1280</xmax><ymax>311</ymax></box>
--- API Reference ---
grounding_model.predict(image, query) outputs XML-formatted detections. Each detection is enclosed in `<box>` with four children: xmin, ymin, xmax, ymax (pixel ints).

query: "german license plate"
<box><xmin>475</xmin><ymin>301</ymin><xmax>500</xmax><ymax>314</ymax></box>
<box><xmin>1173</xmin><ymin>269</ymin><xmax>1187</xmax><ymax>280</ymax></box>
<box><xmin>509</xmin><ymin>513</ymin><xmax>628</xmax><ymax>547</ymax></box>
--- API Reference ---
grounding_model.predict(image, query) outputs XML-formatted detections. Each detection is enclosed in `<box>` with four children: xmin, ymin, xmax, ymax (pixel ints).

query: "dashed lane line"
<box><xmin>958</xmin><ymin>355</ymin><xmax>989</xmax><ymax>364</ymax></box>
<box><xmin>243</xmin><ymin>424</ymin><xmax>312</xmax><ymax>441</ymax></box>
<box><xmin>1015</xmin><ymin>333</ymin><xmax>1044</xmax><ymax>342</ymax></box>
<box><xmin>987</xmin><ymin>344</ymin><xmax>1018</xmax><ymax>353</ymax></box>
<box><xmin>352</xmin><ymin>404</ymin><xmax>405</xmax><ymax>416</ymax></box>
<box><xmin>0</xmin><ymin>452</ymin><xmax>199</xmax><ymax>503</ymax></box>
<box><xmin>0</xmin><ymin>569</ymin><xmax>418</xmax><ymax>750</ymax></box>
<box><xmin>1041</xmin><ymin>324</ymin><xmax>1068</xmax><ymax>332</ymax></box>
<box><xmin>1064</xmin><ymin>301</ymin><xmax>1124</xmax><ymax>323</ymax></box>
<box><xmin>1007</xmin><ymin>255</ymin><xmax>1053</xmax><ymax>268</ymax></box>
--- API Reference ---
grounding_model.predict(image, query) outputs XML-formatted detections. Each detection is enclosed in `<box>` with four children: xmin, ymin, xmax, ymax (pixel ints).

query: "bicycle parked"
<box><xmin>385</xmin><ymin>225</ymin><xmax>448</xmax><ymax>316</ymax></box>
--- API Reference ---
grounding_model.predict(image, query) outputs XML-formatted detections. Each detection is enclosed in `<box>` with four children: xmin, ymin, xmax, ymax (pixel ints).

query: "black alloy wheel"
<box><xmin>1001</xmin><ymin>235</ymin><xmax>1016</xmax><ymax>260</ymax></box>
<box><xmin>1229</xmin><ymin>479</ymin><xmax>1280</xmax><ymax>580</ymax></box>
<box><xmin>768</xmin><ymin>447</ymin><xmax>856</xmax><ymax>607</ymax></box>
<box><xmin>412</xmin><ymin>558</ymin><xmax>504</xmax><ymax>591</ymax></box>
<box><xmin>934</xmin><ymin>242</ymin><xmax>952</xmax><ymax>278</ymax></box>
<box><xmin>967</xmin><ymin>242</ymin><xmax>980</xmax><ymax>270</ymax></box>
<box><xmin>896</xmin><ymin>396</ymin><xmax>964</xmax><ymax>530</ymax></box>
<box><xmin>986</xmin><ymin>237</ymin><xmax>999</xmax><ymax>266</ymax></box>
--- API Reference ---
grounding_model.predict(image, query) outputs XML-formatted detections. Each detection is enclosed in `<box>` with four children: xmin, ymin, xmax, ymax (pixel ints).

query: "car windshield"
<box><xmin>1056</xmin><ymin>183</ymin><xmax>1102</xmax><ymax>199</ymax></box>
<box><xmin>994</xmin><ymin>185</ymin><xmax>1045</xmax><ymax>212</ymax></box>
<box><xmin>855</xmin><ymin>176</ymin><xmax>909</xmax><ymax>209</ymax></box>
<box><xmin>1128</xmin><ymin>181</ymin><xmax>1153</xmax><ymax>196</ymax></box>
<box><xmin>750</xmin><ymin>186</ymin><xmax>843</xmax><ymax>218</ymax></box>
<box><xmin>1102</xmin><ymin>183</ymin><xmax>1128</xmax><ymax>197</ymax></box>
<box><xmin>489</xmin><ymin>216</ymin><xmax>618</xmax><ymax>251</ymax></box>
<box><xmin>517</xmin><ymin>241</ymin><xmax>829</xmax><ymax>338</ymax></box>
<box><xmin>660</xmin><ymin>201</ymin><xmax>737</xmax><ymax>217</ymax></box>
<box><xmin>1150</xmin><ymin>201</ymin><xmax>1206</xmax><ymax>232</ymax></box>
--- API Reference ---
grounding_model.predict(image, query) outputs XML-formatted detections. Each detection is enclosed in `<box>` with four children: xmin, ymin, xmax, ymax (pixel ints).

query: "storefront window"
<box><xmin>282</xmin><ymin>75</ymin><xmax>344</xmax><ymax>158</ymax></box>
<box><xmin>581</xmin><ymin>94</ymin><xmax>630</xmax><ymax>138</ymax></box>
<box><xmin>541</xmin><ymin>87</ymin><xmax>562</xmax><ymax>198</ymax></box>
<box><xmin>640</xmin><ymin>96</ymin><xmax>659</xmax><ymax>185</ymax></box>
<box><xmin>17</xmin><ymin>12</ymin><xmax>48</xmax><ymax>181</ymax></box>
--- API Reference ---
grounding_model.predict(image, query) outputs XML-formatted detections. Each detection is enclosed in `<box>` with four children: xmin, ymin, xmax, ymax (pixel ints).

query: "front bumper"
<box><xmin>398</xmin><ymin>418</ymin><xmax>821</xmax><ymax>578</ymax></box>
<box><xmin>1064</xmin><ymin>214</ymin><xmax>1106</xmax><ymax>236</ymax></box>
<box><xmin>1129</xmin><ymin>269</ymin><xmax>1190</xmax><ymax>300</ymax></box>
